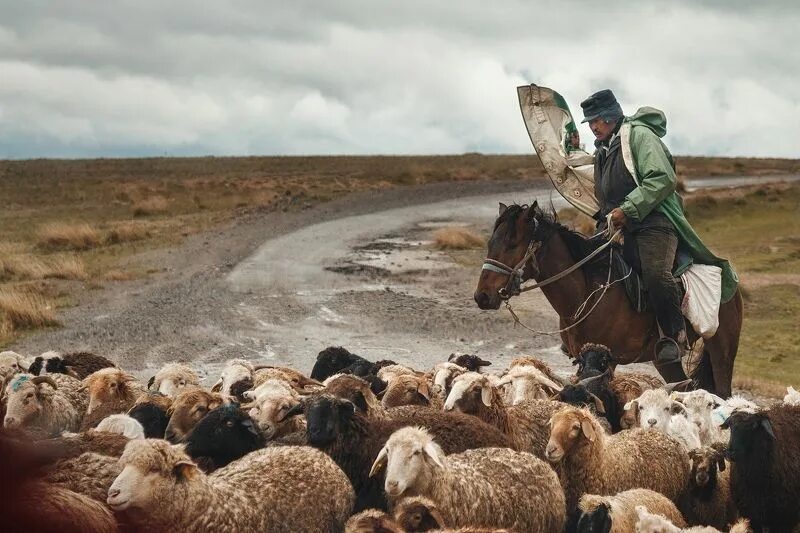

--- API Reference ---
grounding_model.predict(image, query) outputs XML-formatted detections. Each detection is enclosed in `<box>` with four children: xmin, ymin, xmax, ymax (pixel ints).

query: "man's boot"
<box><xmin>653</xmin><ymin>330</ymin><xmax>688</xmax><ymax>383</ymax></box>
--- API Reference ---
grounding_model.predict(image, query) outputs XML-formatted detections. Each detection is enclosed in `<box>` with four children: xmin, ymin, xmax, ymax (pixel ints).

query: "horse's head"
<box><xmin>474</xmin><ymin>201</ymin><xmax>546</xmax><ymax>310</ymax></box>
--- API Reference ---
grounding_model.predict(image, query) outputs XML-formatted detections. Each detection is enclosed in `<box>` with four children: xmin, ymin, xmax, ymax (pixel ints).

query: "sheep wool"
<box><xmin>578</xmin><ymin>489</ymin><xmax>686</xmax><ymax>532</ymax></box>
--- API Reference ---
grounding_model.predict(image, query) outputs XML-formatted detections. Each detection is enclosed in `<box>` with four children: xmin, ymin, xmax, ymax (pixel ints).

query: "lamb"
<box><xmin>4</xmin><ymin>373</ymin><xmax>89</xmax><ymax>435</ymax></box>
<box><xmin>723</xmin><ymin>404</ymin><xmax>800</xmax><ymax>532</ymax></box>
<box><xmin>782</xmin><ymin>386</ymin><xmax>800</xmax><ymax>406</ymax></box>
<box><xmin>83</xmin><ymin>367</ymin><xmax>146</xmax><ymax>414</ymax></box>
<box><xmin>546</xmin><ymin>406</ymin><xmax>690</xmax><ymax>519</ymax></box>
<box><xmin>635</xmin><ymin>506</ymin><xmax>752</xmax><ymax>533</ymax></box>
<box><xmin>624</xmin><ymin>388</ymin><xmax>703</xmax><ymax>450</ymax></box>
<box><xmin>147</xmin><ymin>362</ymin><xmax>200</xmax><ymax>397</ymax></box>
<box><xmin>577</xmin><ymin>488</ymin><xmax>686</xmax><ymax>532</ymax></box>
<box><xmin>107</xmin><ymin>439</ymin><xmax>354</xmax><ymax>532</ymax></box>
<box><xmin>184</xmin><ymin>403</ymin><xmax>265</xmax><ymax>471</ymax></box>
<box><xmin>127</xmin><ymin>392</ymin><xmax>173</xmax><ymax>438</ymax></box>
<box><xmin>370</xmin><ymin>426</ymin><xmax>565</xmax><ymax>531</ymax></box>
<box><xmin>381</xmin><ymin>373</ymin><xmax>438</xmax><ymax>409</ymax></box>
<box><xmin>96</xmin><ymin>413</ymin><xmax>145</xmax><ymax>439</ymax></box>
<box><xmin>301</xmin><ymin>393</ymin><xmax>512</xmax><ymax>512</ymax></box>
<box><xmin>444</xmin><ymin>371</ymin><xmax>564</xmax><ymax>458</ymax></box>
<box><xmin>678</xmin><ymin>446</ymin><xmax>738</xmax><ymax>530</ymax></box>
<box><xmin>164</xmin><ymin>387</ymin><xmax>223</xmax><ymax>442</ymax></box>
<box><xmin>345</xmin><ymin>509</ymin><xmax>403</xmax><ymax>533</ymax></box>
<box><xmin>29</xmin><ymin>351</ymin><xmax>116</xmax><ymax>380</ymax></box>
<box><xmin>246</xmin><ymin>379</ymin><xmax>306</xmax><ymax>440</ymax></box>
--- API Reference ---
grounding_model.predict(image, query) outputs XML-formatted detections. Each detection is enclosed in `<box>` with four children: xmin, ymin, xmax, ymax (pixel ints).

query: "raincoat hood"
<box><xmin>625</xmin><ymin>107</ymin><xmax>667</xmax><ymax>138</ymax></box>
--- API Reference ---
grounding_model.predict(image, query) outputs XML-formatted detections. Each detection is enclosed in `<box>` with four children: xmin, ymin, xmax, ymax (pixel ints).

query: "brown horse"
<box><xmin>474</xmin><ymin>202</ymin><xmax>743</xmax><ymax>398</ymax></box>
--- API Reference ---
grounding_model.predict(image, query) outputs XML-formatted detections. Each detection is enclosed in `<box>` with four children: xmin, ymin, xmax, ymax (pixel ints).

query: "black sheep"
<box><xmin>558</xmin><ymin>372</ymin><xmax>621</xmax><ymax>432</ymax></box>
<box><xmin>572</xmin><ymin>343</ymin><xmax>613</xmax><ymax>380</ymax></box>
<box><xmin>29</xmin><ymin>352</ymin><xmax>115</xmax><ymax>380</ymax></box>
<box><xmin>184</xmin><ymin>404</ymin><xmax>265</xmax><ymax>472</ymax></box>
<box><xmin>448</xmin><ymin>353</ymin><xmax>491</xmax><ymax>372</ymax></box>
<box><xmin>723</xmin><ymin>404</ymin><xmax>800</xmax><ymax>532</ymax></box>
<box><xmin>300</xmin><ymin>393</ymin><xmax>512</xmax><ymax>512</ymax></box>
<box><xmin>310</xmin><ymin>346</ymin><xmax>395</xmax><ymax>382</ymax></box>
<box><xmin>128</xmin><ymin>401</ymin><xmax>170</xmax><ymax>439</ymax></box>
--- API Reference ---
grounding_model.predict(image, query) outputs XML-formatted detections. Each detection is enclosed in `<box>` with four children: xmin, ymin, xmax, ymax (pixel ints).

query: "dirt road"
<box><xmin>12</xmin><ymin>178</ymin><xmax>577</xmax><ymax>382</ymax></box>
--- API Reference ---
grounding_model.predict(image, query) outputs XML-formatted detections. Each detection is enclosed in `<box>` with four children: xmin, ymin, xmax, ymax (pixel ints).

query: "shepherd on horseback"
<box><xmin>475</xmin><ymin>85</ymin><xmax>742</xmax><ymax>396</ymax></box>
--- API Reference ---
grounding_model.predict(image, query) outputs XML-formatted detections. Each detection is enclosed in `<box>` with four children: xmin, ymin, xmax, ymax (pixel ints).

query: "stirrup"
<box><xmin>654</xmin><ymin>337</ymin><xmax>683</xmax><ymax>365</ymax></box>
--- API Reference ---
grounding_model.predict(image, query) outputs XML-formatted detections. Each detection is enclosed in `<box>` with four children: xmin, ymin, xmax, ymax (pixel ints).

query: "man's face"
<box><xmin>589</xmin><ymin>117</ymin><xmax>617</xmax><ymax>142</ymax></box>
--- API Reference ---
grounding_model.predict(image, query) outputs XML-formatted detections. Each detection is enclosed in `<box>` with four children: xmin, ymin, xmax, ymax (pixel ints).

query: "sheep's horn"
<box><xmin>252</xmin><ymin>364</ymin><xmax>275</xmax><ymax>371</ymax></box>
<box><xmin>663</xmin><ymin>379</ymin><xmax>693</xmax><ymax>393</ymax></box>
<box><xmin>577</xmin><ymin>370</ymin><xmax>609</xmax><ymax>387</ymax></box>
<box><xmin>31</xmin><ymin>376</ymin><xmax>58</xmax><ymax>389</ymax></box>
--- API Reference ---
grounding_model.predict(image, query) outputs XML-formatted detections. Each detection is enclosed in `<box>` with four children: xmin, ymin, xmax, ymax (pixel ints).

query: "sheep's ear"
<box><xmin>147</xmin><ymin>376</ymin><xmax>155</xmax><ymax>389</ymax></box>
<box><xmin>369</xmin><ymin>446</ymin><xmax>388</xmax><ymax>477</ymax></box>
<box><xmin>588</xmin><ymin>393</ymin><xmax>606</xmax><ymax>415</ymax></box>
<box><xmin>210</xmin><ymin>379</ymin><xmax>222</xmax><ymax>393</ymax></box>
<box><xmin>549</xmin><ymin>391</ymin><xmax>560</xmax><ymax>401</ymax></box>
<box><xmin>282</xmin><ymin>401</ymin><xmax>305</xmax><ymax>420</ymax></box>
<box><xmin>173</xmin><ymin>460</ymin><xmax>199</xmax><ymax>481</ymax></box>
<box><xmin>761</xmin><ymin>419</ymin><xmax>775</xmax><ymax>440</ymax></box>
<box><xmin>241</xmin><ymin>418</ymin><xmax>260</xmax><ymax>437</ymax></box>
<box><xmin>580</xmin><ymin>418</ymin><xmax>596</xmax><ymax>442</ymax></box>
<box><xmin>717</xmin><ymin>456</ymin><xmax>726</xmax><ymax>472</ymax></box>
<box><xmin>670</xmin><ymin>401</ymin><xmax>687</xmax><ymax>415</ymax></box>
<box><xmin>623</xmin><ymin>400</ymin><xmax>636</xmax><ymax>411</ymax></box>
<box><xmin>480</xmin><ymin>386</ymin><xmax>493</xmax><ymax>407</ymax></box>
<box><xmin>417</xmin><ymin>381</ymin><xmax>431</xmax><ymax>401</ymax></box>
<box><xmin>498</xmin><ymin>202</ymin><xmax>508</xmax><ymax>217</ymax></box>
<box><xmin>351</xmin><ymin>391</ymin><xmax>369</xmax><ymax>414</ymax></box>
<box><xmin>424</xmin><ymin>442</ymin><xmax>445</xmax><ymax>469</ymax></box>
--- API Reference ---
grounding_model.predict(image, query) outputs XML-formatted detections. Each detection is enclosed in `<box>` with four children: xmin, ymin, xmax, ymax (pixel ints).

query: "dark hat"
<box><xmin>580</xmin><ymin>89</ymin><xmax>623</xmax><ymax>123</ymax></box>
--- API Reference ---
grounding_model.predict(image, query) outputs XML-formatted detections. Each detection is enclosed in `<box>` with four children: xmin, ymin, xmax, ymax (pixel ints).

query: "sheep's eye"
<box><xmin>664</xmin><ymin>407</ymin><xmax>670</xmax><ymax>412</ymax></box>
<box><xmin>179</xmin><ymin>380</ymin><xmax>185</xmax><ymax>386</ymax></box>
<box><xmin>225</xmin><ymin>420</ymin><xmax>234</xmax><ymax>428</ymax></box>
<box><xmin>412</xmin><ymin>449</ymin><xmax>421</xmax><ymax>456</ymax></box>
<box><xmin>110</xmin><ymin>383</ymin><xmax>117</xmax><ymax>388</ymax></box>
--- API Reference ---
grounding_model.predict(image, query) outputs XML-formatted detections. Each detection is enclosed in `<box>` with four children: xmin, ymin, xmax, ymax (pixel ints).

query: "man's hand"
<box><xmin>610</xmin><ymin>207</ymin><xmax>627</xmax><ymax>229</ymax></box>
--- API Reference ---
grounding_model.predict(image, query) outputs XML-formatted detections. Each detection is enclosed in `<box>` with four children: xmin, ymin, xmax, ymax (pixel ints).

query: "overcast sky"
<box><xmin>1</xmin><ymin>1</ymin><xmax>797</xmax><ymax>159</ymax></box>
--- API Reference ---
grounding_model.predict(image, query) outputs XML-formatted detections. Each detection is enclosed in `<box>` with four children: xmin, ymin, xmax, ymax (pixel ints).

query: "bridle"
<box><xmin>481</xmin><ymin>239</ymin><xmax>541</xmax><ymax>300</ymax></box>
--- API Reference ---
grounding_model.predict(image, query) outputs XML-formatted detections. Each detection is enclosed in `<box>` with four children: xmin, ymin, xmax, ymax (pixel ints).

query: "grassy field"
<box><xmin>1</xmin><ymin>155</ymin><xmax>799</xmax><ymax>392</ymax></box>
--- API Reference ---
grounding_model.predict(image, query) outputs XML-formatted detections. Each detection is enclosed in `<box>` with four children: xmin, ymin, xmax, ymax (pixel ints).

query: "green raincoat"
<box><xmin>618</xmin><ymin>107</ymin><xmax>739</xmax><ymax>303</ymax></box>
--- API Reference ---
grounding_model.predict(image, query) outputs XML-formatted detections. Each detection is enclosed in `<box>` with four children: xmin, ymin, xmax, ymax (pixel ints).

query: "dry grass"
<box><xmin>104</xmin><ymin>270</ymin><xmax>138</xmax><ymax>281</ymax></box>
<box><xmin>556</xmin><ymin>207</ymin><xmax>596</xmax><ymax>236</ymax></box>
<box><xmin>44</xmin><ymin>255</ymin><xmax>88</xmax><ymax>281</ymax></box>
<box><xmin>37</xmin><ymin>223</ymin><xmax>101</xmax><ymax>251</ymax></box>
<box><xmin>0</xmin><ymin>288</ymin><xmax>59</xmax><ymax>330</ymax></box>
<box><xmin>133</xmin><ymin>195</ymin><xmax>169</xmax><ymax>217</ymax></box>
<box><xmin>0</xmin><ymin>254</ymin><xmax>87</xmax><ymax>281</ymax></box>
<box><xmin>105</xmin><ymin>221</ymin><xmax>152</xmax><ymax>244</ymax></box>
<box><xmin>432</xmin><ymin>227</ymin><xmax>485</xmax><ymax>250</ymax></box>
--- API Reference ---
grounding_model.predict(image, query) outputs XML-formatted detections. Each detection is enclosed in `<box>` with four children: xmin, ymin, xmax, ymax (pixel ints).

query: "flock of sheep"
<box><xmin>1</xmin><ymin>345</ymin><xmax>799</xmax><ymax>532</ymax></box>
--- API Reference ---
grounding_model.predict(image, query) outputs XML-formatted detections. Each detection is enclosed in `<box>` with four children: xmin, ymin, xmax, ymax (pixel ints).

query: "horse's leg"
<box><xmin>704</xmin><ymin>289</ymin><xmax>743</xmax><ymax>398</ymax></box>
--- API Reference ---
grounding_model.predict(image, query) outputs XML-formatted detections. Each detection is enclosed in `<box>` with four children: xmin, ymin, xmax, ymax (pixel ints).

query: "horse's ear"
<box><xmin>498</xmin><ymin>202</ymin><xmax>508</xmax><ymax>217</ymax></box>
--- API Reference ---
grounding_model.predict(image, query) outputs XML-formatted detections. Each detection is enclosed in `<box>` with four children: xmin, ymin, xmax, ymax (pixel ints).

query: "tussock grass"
<box><xmin>37</xmin><ymin>223</ymin><xmax>101</xmax><ymax>251</ymax></box>
<box><xmin>104</xmin><ymin>270</ymin><xmax>137</xmax><ymax>281</ymax></box>
<box><xmin>105</xmin><ymin>222</ymin><xmax>152</xmax><ymax>244</ymax></box>
<box><xmin>556</xmin><ymin>207</ymin><xmax>596</xmax><ymax>236</ymax></box>
<box><xmin>0</xmin><ymin>288</ymin><xmax>59</xmax><ymax>330</ymax></box>
<box><xmin>432</xmin><ymin>227</ymin><xmax>485</xmax><ymax>250</ymax></box>
<box><xmin>44</xmin><ymin>255</ymin><xmax>88</xmax><ymax>281</ymax></box>
<box><xmin>133</xmin><ymin>196</ymin><xmax>169</xmax><ymax>217</ymax></box>
<box><xmin>0</xmin><ymin>254</ymin><xmax>87</xmax><ymax>281</ymax></box>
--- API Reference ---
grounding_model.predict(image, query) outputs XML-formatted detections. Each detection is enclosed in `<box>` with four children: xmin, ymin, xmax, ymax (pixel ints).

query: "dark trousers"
<box><xmin>624</xmin><ymin>225</ymin><xmax>685</xmax><ymax>339</ymax></box>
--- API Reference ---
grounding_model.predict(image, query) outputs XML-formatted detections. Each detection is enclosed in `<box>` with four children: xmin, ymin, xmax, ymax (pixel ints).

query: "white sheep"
<box><xmin>671</xmin><ymin>390</ymin><xmax>728</xmax><ymax>445</ymax></box>
<box><xmin>625</xmin><ymin>388</ymin><xmax>702</xmax><ymax>450</ymax></box>
<box><xmin>96</xmin><ymin>414</ymin><xmax>145</xmax><ymax>439</ymax></box>
<box><xmin>4</xmin><ymin>374</ymin><xmax>88</xmax><ymax>435</ymax></box>
<box><xmin>369</xmin><ymin>426</ymin><xmax>565</xmax><ymax>531</ymax></box>
<box><xmin>710</xmin><ymin>395</ymin><xmax>758</xmax><ymax>428</ymax></box>
<box><xmin>148</xmin><ymin>362</ymin><xmax>200</xmax><ymax>397</ymax></box>
<box><xmin>210</xmin><ymin>359</ymin><xmax>257</xmax><ymax>398</ymax></box>
<box><xmin>635</xmin><ymin>505</ymin><xmax>751</xmax><ymax>533</ymax></box>
<box><xmin>107</xmin><ymin>439</ymin><xmax>354</xmax><ymax>531</ymax></box>
<box><xmin>783</xmin><ymin>386</ymin><xmax>800</xmax><ymax>407</ymax></box>
<box><xmin>496</xmin><ymin>363</ymin><xmax>563</xmax><ymax>404</ymax></box>
<box><xmin>246</xmin><ymin>379</ymin><xmax>305</xmax><ymax>439</ymax></box>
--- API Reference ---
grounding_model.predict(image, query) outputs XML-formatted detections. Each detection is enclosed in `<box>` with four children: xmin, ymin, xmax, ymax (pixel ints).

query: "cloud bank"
<box><xmin>1</xmin><ymin>1</ymin><xmax>797</xmax><ymax>158</ymax></box>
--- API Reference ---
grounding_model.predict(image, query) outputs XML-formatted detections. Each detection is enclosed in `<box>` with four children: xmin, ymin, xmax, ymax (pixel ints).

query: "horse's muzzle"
<box><xmin>474</xmin><ymin>290</ymin><xmax>501</xmax><ymax>310</ymax></box>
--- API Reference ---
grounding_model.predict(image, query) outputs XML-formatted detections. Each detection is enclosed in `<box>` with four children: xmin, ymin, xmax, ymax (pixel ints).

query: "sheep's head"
<box><xmin>97</xmin><ymin>414</ymin><xmax>146</xmax><ymax>439</ymax></box>
<box><xmin>688</xmin><ymin>446</ymin><xmax>725</xmax><ymax>488</ymax></box>
<box><xmin>447</xmin><ymin>353</ymin><xmax>491</xmax><ymax>372</ymax></box>
<box><xmin>573</xmin><ymin>343</ymin><xmax>613</xmax><ymax>380</ymax></box>
<box><xmin>305</xmin><ymin>394</ymin><xmax>357</xmax><ymax>447</ymax></box>
<box><xmin>108</xmin><ymin>439</ymin><xmax>200</xmax><ymax>512</ymax></box>
<box><xmin>498</xmin><ymin>364</ymin><xmax>563</xmax><ymax>405</ymax></box>
<box><xmin>624</xmin><ymin>389</ymin><xmax>685</xmax><ymax>431</ymax></box>
<box><xmin>671</xmin><ymin>390</ymin><xmax>723</xmax><ymax>437</ymax></box>
<box><xmin>546</xmin><ymin>407</ymin><xmax>599</xmax><ymax>462</ymax></box>
<box><xmin>165</xmin><ymin>389</ymin><xmax>222</xmax><ymax>443</ymax></box>
<box><xmin>577</xmin><ymin>495</ymin><xmax>613</xmax><ymax>533</ymax></box>
<box><xmin>369</xmin><ymin>426</ymin><xmax>445</xmax><ymax>499</ymax></box>
<box><xmin>210</xmin><ymin>359</ymin><xmax>254</xmax><ymax>399</ymax></box>
<box><xmin>394</xmin><ymin>496</ymin><xmax>447</xmax><ymax>532</ymax></box>
<box><xmin>634</xmin><ymin>505</ymin><xmax>682</xmax><ymax>533</ymax></box>
<box><xmin>149</xmin><ymin>363</ymin><xmax>199</xmax><ymax>398</ymax></box>
<box><xmin>722</xmin><ymin>410</ymin><xmax>775</xmax><ymax>463</ymax></box>
<box><xmin>432</xmin><ymin>362</ymin><xmax>466</xmax><ymax>396</ymax></box>
<box><xmin>0</xmin><ymin>351</ymin><xmax>26</xmax><ymax>379</ymax></box>
<box><xmin>28</xmin><ymin>352</ymin><xmax>74</xmax><ymax>377</ymax></box>
<box><xmin>380</xmin><ymin>374</ymin><xmax>431</xmax><ymax>408</ymax></box>
<box><xmin>345</xmin><ymin>510</ymin><xmax>403</xmax><ymax>533</ymax></box>
<box><xmin>557</xmin><ymin>383</ymin><xmax>606</xmax><ymax>415</ymax></box>
<box><xmin>323</xmin><ymin>374</ymin><xmax>381</xmax><ymax>416</ymax></box>
<box><xmin>247</xmin><ymin>382</ymin><xmax>302</xmax><ymax>439</ymax></box>
<box><xmin>254</xmin><ymin>367</ymin><xmax>322</xmax><ymax>393</ymax></box>
<box><xmin>3</xmin><ymin>374</ymin><xmax>58</xmax><ymax>429</ymax></box>
<box><xmin>443</xmin><ymin>372</ymin><xmax>494</xmax><ymax>413</ymax></box>
<box><xmin>128</xmin><ymin>401</ymin><xmax>171</xmax><ymax>439</ymax></box>
<box><xmin>184</xmin><ymin>404</ymin><xmax>264</xmax><ymax>470</ymax></box>
<box><xmin>84</xmin><ymin>368</ymin><xmax>138</xmax><ymax>414</ymax></box>
<box><xmin>311</xmin><ymin>346</ymin><xmax>357</xmax><ymax>380</ymax></box>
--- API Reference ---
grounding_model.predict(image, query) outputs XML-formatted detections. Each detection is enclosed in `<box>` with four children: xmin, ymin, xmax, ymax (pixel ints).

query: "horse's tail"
<box><xmin>689</xmin><ymin>347</ymin><xmax>715</xmax><ymax>392</ymax></box>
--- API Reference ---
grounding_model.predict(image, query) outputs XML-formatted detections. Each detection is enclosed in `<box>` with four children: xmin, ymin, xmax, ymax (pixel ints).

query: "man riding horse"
<box><xmin>580</xmin><ymin>89</ymin><xmax>736</xmax><ymax>378</ymax></box>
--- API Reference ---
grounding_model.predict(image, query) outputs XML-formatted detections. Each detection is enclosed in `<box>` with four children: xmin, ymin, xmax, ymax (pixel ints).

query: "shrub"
<box><xmin>432</xmin><ymin>227</ymin><xmax>485</xmax><ymax>250</ymax></box>
<box><xmin>37</xmin><ymin>223</ymin><xmax>101</xmax><ymax>251</ymax></box>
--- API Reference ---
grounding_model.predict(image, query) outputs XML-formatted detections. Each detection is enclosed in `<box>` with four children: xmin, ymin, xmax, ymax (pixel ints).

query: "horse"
<box><xmin>473</xmin><ymin>201</ymin><xmax>743</xmax><ymax>398</ymax></box>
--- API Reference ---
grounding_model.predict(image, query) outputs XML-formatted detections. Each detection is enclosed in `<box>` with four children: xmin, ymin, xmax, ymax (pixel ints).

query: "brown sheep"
<box><xmin>381</xmin><ymin>374</ymin><xmax>439</xmax><ymax>409</ymax></box>
<box><xmin>253</xmin><ymin>366</ymin><xmax>323</xmax><ymax>392</ymax></box>
<box><xmin>33</xmin><ymin>429</ymin><xmax>131</xmax><ymax>462</ymax></box>
<box><xmin>546</xmin><ymin>406</ymin><xmax>690</xmax><ymax>521</ymax></box>
<box><xmin>324</xmin><ymin>373</ymin><xmax>386</xmax><ymax>418</ymax></box>
<box><xmin>4</xmin><ymin>373</ymin><xmax>89</xmax><ymax>435</ymax></box>
<box><xmin>393</xmin><ymin>495</ymin><xmax>511</xmax><ymax>532</ymax></box>
<box><xmin>613</xmin><ymin>372</ymin><xmax>665</xmax><ymax>428</ymax></box>
<box><xmin>510</xmin><ymin>355</ymin><xmax>564</xmax><ymax>385</ymax></box>
<box><xmin>164</xmin><ymin>388</ymin><xmax>223</xmax><ymax>442</ymax></box>
<box><xmin>679</xmin><ymin>446</ymin><xmax>738</xmax><ymax>529</ymax></box>
<box><xmin>44</xmin><ymin>451</ymin><xmax>122</xmax><ymax>503</ymax></box>
<box><xmin>444</xmin><ymin>372</ymin><xmax>564</xmax><ymax>458</ymax></box>
<box><xmin>83</xmin><ymin>368</ymin><xmax>146</xmax><ymax>415</ymax></box>
<box><xmin>345</xmin><ymin>509</ymin><xmax>403</xmax><ymax>533</ymax></box>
